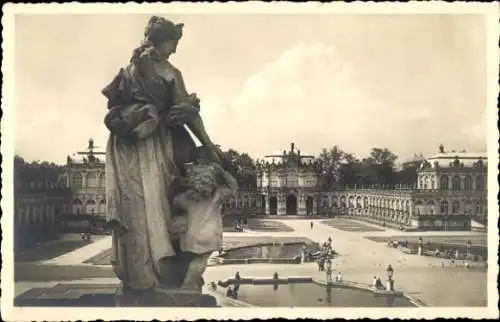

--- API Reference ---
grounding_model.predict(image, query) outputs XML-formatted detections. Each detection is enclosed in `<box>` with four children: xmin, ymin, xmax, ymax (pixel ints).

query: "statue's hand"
<box><xmin>166</xmin><ymin>103</ymin><xmax>199</xmax><ymax>126</ymax></box>
<box><xmin>186</xmin><ymin>93</ymin><xmax>200</xmax><ymax>107</ymax></box>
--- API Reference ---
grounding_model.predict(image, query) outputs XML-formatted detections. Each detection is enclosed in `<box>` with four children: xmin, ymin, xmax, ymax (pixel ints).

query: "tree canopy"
<box><xmin>14</xmin><ymin>155</ymin><xmax>65</xmax><ymax>190</ymax></box>
<box><xmin>221</xmin><ymin>149</ymin><xmax>257</xmax><ymax>189</ymax></box>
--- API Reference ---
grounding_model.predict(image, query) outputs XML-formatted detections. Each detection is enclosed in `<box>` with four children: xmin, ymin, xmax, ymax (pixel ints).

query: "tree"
<box><xmin>317</xmin><ymin>146</ymin><xmax>401</xmax><ymax>187</ymax></box>
<box><xmin>396</xmin><ymin>164</ymin><xmax>418</xmax><ymax>185</ymax></box>
<box><xmin>362</xmin><ymin>148</ymin><xmax>399</xmax><ymax>185</ymax></box>
<box><xmin>14</xmin><ymin>155</ymin><xmax>65</xmax><ymax>190</ymax></box>
<box><xmin>317</xmin><ymin>146</ymin><xmax>351</xmax><ymax>188</ymax></box>
<box><xmin>221</xmin><ymin>149</ymin><xmax>257</xmax><ymax>189</ymax></box>
<box><xmin>338</xmin><ymin>155</ymin><xmax>362</xmax><ymax>186</ymax></box>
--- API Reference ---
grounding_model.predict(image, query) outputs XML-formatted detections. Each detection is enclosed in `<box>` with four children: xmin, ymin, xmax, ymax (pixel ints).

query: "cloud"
<box><xmin>462</xmin><ymin>112</ymin><xmax>487</xmax><ymax>143</ymax></box>
<box><xmin>203</xmin><ymin>42</ymin><xmax>487</xmax><ymax>161</ymax></box>
<box><xmin>204</xmin><ymin>43</ymin><xmax>389</xmax><ymax>159</ymax></box>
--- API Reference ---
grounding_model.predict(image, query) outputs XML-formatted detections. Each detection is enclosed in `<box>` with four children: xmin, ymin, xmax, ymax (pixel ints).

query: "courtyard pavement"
<box><xmin>14</xmin><ymin>218</ymin><xmax>488</xmax><ymax>307</ymax></box>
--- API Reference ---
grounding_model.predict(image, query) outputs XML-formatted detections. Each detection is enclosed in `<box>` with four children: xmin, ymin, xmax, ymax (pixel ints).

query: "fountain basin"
<box><xmin>215</xmin><ymin>241</ymin><xmax>329</xmax><ymax>265</ymax></box>
<box><xmin>211</xmin><ymin>276</ymin><xmax>421</xmax><ymax>307</ymax></box>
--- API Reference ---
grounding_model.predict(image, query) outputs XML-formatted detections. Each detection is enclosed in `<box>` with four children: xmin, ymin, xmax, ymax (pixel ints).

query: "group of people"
<box><xmin>225</xmin><ymin>285</ymin><xmax>239</xmax><ymax>299</ymax></box>
<box><xmin>372</xmin><ymin>276</ymin><xmax>385</xmax><ymax>290</ymax></box>
<box><xmin>225</xmin><ymin>271</ymin><xmax>242</xmax><ymax>299</ymax></box>
<box><xmin>80</xmin><ymin>233</ymin><xmax>91</xmax><ymax>241</ymax></box>
<box><xmin>233</xmin><ymin>216</ymin><xmax>248</xmax><ymax>232</ymax></box>
<box><xmin>317</xmin><ymin>237</ymin><xmax>334</xmax><ymax>272</ymax></box>
<box><xmin>386</xmin><ymin>239</ymin><xmax>410</xmax><ymax>248</ymax></box>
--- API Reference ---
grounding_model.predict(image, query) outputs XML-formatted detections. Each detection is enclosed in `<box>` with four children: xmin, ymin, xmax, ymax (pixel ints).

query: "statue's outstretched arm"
<box><xmin>172</xmin><ymin>67</ymin><xmax>227</xmax><ymax>167</ymax></box>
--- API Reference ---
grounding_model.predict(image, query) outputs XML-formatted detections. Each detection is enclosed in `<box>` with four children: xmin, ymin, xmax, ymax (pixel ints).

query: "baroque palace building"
<box><xmin>59</xmin><ymin>138</ymin><xmax>107</xmax><ymax>232</ymax></box>
<box><xmin>39</xmin><ymin>140</ymin><xmax>487</xmax><ymax>233</ymax></box>
<box><xmin>224</xmin><ymin>143</ymin><xmax>488</xmax><ymax>231</ymax></box>
<box><xmin>14</xmin><ymin>181</ymin><xmax>71</xmax><ymax>249</ymax></box>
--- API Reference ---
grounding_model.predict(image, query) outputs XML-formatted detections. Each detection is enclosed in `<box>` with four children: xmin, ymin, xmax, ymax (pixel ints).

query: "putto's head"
<box><xmin>144</xmin><ymin>16</ymin><xmax>184</xmax><ymax>58</ymax></box>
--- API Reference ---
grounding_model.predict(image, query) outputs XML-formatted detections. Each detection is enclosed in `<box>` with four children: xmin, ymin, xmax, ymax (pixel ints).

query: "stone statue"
<box><xmin>101</xmin><ymin>16</ymin><xmax>237</xmax><ymax>306</ymax></box>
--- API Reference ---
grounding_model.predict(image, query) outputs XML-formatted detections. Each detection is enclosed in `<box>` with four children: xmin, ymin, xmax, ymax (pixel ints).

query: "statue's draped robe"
<box><xmin>102</xmin><ymin>52</ymin><xmax>202</xmax><ymax>291</ymax></box>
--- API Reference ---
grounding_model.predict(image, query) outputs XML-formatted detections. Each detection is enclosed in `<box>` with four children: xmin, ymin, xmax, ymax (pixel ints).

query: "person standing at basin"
<box><xmin>102</xmin><ymin>16</ymin><xmax>230</xmax><ymax>302</ymax></box>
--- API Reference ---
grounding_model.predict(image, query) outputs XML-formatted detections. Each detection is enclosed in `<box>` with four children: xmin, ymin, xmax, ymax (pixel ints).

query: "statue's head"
<box><xmin>144</xmin><ymin>16</ymin><xmax>184</xmax><ymax>58</ymax></box>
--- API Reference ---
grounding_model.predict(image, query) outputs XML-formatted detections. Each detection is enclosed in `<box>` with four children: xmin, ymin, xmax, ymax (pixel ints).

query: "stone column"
<box><xmin>298</xmin><ymin>195</ymin><xmax>306</xmax><ymax>216</ymax></box>
<box><xmin>278</xmin><ymin>195</ymin><xmax>285</xmax><ymax>216</ymax></box>
<box><xmin>82</xmin><ymin>172</ymin><xmax>87</xmax><ymax>188</ymax></box>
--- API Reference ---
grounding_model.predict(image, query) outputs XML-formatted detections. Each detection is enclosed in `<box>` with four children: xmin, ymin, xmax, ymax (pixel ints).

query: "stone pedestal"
<box><xmin>386</xmin><ymin>279</ymin><xmax>395</xmax><ymax>291</ymax></box>
<box><xmin>115</xmin><ymin>285</ymin><xmax>217</xmax><ymax>307</ymax></box>
<box><xmin>14</xmin><ymin>282</ymin><xmax>218</xmax><ymax>307</ymax></box>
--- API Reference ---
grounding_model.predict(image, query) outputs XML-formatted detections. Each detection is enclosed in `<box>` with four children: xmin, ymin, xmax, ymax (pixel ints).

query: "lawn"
<box><xmin>320</xmin><ymin>219</ymin><xmax>385</xmax><ymax>232</ymax></box>
<box><xmin>364</xmin><ymin>235</ymin><xmax>488</xmax><ymax>259</ymax></box>
<box><xmin>84</xmin><ymin>236</ymin><xmax>314</xmax><ymax>265</ymax></box>
<box><xmin>223</xmin><ymin>217</ymin><xmax>294</xmax><ymax>232</ymax></box>
<box><xmin>15</xmin><ymin>240</ymin><xmax>92</xmax><ymax>262</ymax></box>
<box><xmin>364</xmin><ymin>235</ymin><xmax>487</xmax><ymax>247</ymax></box>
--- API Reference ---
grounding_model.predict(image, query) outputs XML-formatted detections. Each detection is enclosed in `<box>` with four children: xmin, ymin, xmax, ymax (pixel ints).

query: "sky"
<box><xmin>13</xmin><ymin>13</ymin><xmax>488</xmax><ymax>165</ymax></box>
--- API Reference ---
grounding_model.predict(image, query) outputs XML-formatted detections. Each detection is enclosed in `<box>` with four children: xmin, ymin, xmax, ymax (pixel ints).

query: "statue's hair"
<box><xmin>131</xmin><ymin>16</ymin><xmax>184</xmax><ymax>63</ymax></box>
<box><xmin>144</xmin><ymin>16</ymin><xmax>184</xmax><ymax>45</ymax></box>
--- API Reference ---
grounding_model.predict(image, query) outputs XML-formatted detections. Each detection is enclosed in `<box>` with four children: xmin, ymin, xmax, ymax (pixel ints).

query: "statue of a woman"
<box><xmin>101</xmin><ymin>16</ymin><xmax>233</xmax><ymax>306</ymax></box>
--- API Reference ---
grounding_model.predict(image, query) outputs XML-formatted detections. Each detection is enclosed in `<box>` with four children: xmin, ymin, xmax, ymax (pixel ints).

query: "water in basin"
<box><xmin>223</xmin><ymin>242</ymin><xmax>305</xmax><ymax>260</ymax></box>
<box><xmin>228</xmin><ymin>283</ymin><xmax>416</xmax><ymax>307</ymax></box>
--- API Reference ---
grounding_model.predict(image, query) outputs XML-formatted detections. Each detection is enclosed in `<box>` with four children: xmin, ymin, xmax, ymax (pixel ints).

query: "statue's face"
<box><xmin>158</xmin><ymin>39</ymin><xmax>179</xmax><ymax>58</ymax></box>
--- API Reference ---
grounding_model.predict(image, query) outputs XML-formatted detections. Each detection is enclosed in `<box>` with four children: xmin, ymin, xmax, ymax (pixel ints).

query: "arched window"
<box><xmin>475</xmin><ymin>176</ymin><xmax>484</xmax><ymax>191</ymax></box>
<box><xmin>356</xmin><ymin>197</ymin><xmax>362</xmax><ymax>208</ymax></box>
<box><xmin>440</xmin><ymin>200</ymin><xmax>449</xmax><ymax>215</ymax></box>
<box><xmin>99</xmin><ymin>172</ymin><xmax>106</xmax><ymax>186</ymax></box>
<box><xmin>86</xmin><ymin>199</ymin><xmax>96</xmax><ymax>215</ymax></box>
<box><xmin>99</xmin><ymin>199</ymin><xmax>106</xmax><ymax>214</ymax></box>
<box><xmin>18</xmin><ymin>208</ymin><xmax>25</xmax><ymax>226</ymax></box>
<box><xmin>348</xmin><ymin>196</ymin><xmax>354</xmax><ymax>208</ymax></box>
<box><xmin>452</xmin><ymin>201</ymin><xmax>461</xmax><ymax>214</ymax></box>
<box><xmin>439</xmin><ymin>176</ymin><xmax>449</xmax><ymax>190</ymax></box>
<box><xmin>427</xmin><ymin>200</ymin><xmax>435</xmax><ymax>215</ymax></box>
<box><xmin>340</xmin><ymin>196</ymin><xmax>346</xmax><ymax>208</ymax></box>
<box><xmin>451</xmin><ymin>176</ymin><xmax>461</xmax><ymax>191</ymax></box>
<box><xmin>72</xmin><ymin>173</ymin><xmax>83</xmax><ymax>188</ymax></box>
<box><xmin>323</xmin><ymin>195</ymin><xmax>329</xmax><ymax>207</ymax></box>
<box><xmin>475</xmin><ymin>201</ymin><xmax>482</xmax><ymax>214</ymax></box>
<box><xmin>87</xmin><ymin>172</ymin><xmax>98</xmax><ymax>187</ymax></box>
<box><xmin>331</xmin><ymin>196</ymin><xmax>338</xmax><ymax>208</ymax></box>
<box><xmin>73</xmin><ymin>199</ymin><xmax>83</xmax><ymax>215</ymax></box>
<box><xmin>464</xmin><ymin>176</ymin><xmax>473</xmax><ymax>191</ymax></box>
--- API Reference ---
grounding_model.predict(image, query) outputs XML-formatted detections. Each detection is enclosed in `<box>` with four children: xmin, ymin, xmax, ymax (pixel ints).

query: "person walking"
<box><xmin>310</xmin><ymin>221</ymin><xmax>314</xmax><ymax>229</ymax></box>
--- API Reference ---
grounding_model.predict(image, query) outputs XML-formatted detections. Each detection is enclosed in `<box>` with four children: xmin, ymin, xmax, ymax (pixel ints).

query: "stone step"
<box><xmin>15</xmin><ymin>283</ymin><xmax>218</xmax><ymax>307</ymax></box>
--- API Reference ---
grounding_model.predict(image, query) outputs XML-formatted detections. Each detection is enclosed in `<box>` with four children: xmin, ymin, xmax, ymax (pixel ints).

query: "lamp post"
<box><xmin>325</xmin><ymin>258</ymin><xmax>333</xmax><ymax>285</ymax></box>
<box><xmin>386</xmin><ymin>265</ymin><xmax>394</xmax><ymax>291</ymax></box>
<box><xmin>466</xmin><ymin>240</ymin><xmax>472</xmax><ymax>260</ymax></box>
<box><xmin>301</xmin><ymin>244</ymin><xmax>306</xmax><ymax>264</ymax></box>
